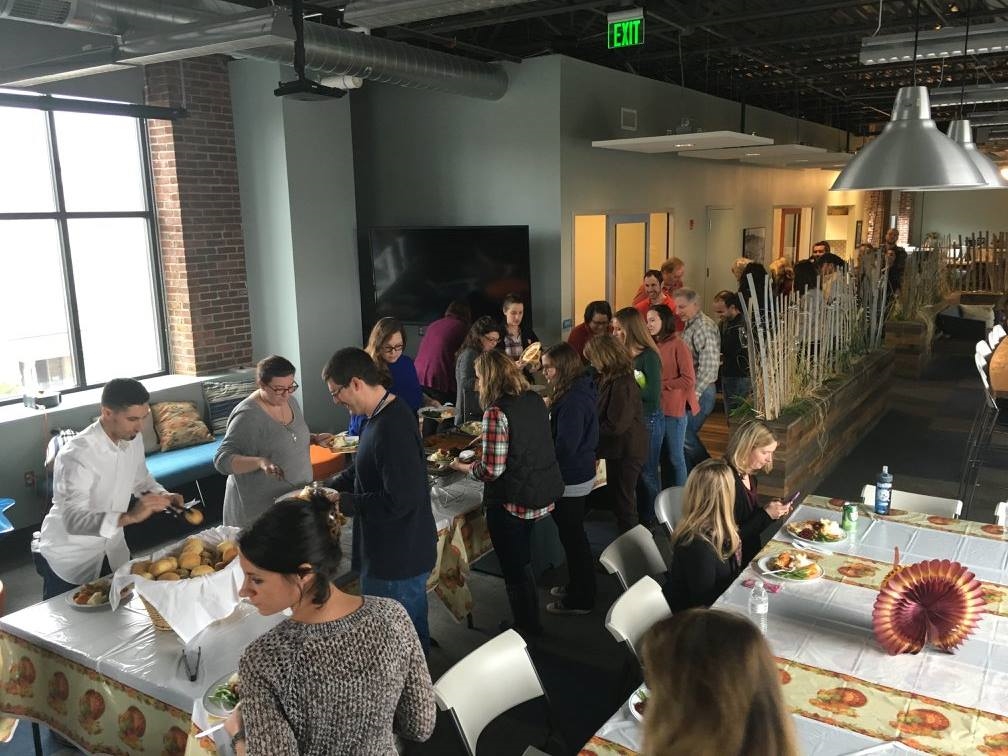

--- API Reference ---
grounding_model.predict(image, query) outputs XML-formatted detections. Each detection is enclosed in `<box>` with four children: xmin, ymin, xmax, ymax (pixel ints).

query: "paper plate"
<box><xmin>785</xmin><ymin>520</ymin><xmax>848</xmax><ymax>547</ymax></box>
<box><xmin>758</xmin><ymin>555</ymin><xmax>823</xmax><ymax>582</ymax></box>
<box><xmin>628</xmin><ymin>685</ymin><xmax>649</xmax><ymax>722</ymax></box>
<box><xmin>203</xmin><ymin>672</ymin><xmax>240</xmax><ymax>718</ymax></box>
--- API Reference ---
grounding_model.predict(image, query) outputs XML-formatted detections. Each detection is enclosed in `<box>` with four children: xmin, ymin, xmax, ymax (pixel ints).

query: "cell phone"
<box><xmin>784</xmin><ymin>490</ymin><xmax>801</xmax><ymax>507</ymax></box>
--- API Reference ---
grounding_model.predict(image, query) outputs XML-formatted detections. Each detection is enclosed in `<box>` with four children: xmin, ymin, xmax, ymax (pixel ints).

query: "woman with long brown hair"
<box><xmin>451</xmin><ymin>350</ymin><xmax>563</xmax><ymax>636</ymax></box>
<box><xmin>612</xmin><ymin>306</ymin><xmax>663</xmax><ymax>525</ymax></box>
<box><xmin>645</xmin><ymin>303</ymin><xmax>696</xmax><ymax>487</ymax></box>
<box><xmin>348</xmin><ymin>317</ymin><xmax>424</xmax><ymax>436</ymax></box>
<box><xmin>641</xmin><ymin>608</ymin><xmax>799</xmax><ymax>756</ymax></box>
<box><xmin>540</xmin><ymin>343</ymin><xmax>598</xmax><ymax>614</ymax></box>
<box><xmin>583</xmin><ymin>334</ymin><xmax>647</xmax><ymax>533</ymax></box>
<box><xmin>454</xmin><ymin>316</ymin><xmax>502</xmax><ymax>425</ymax></box>
<box><xmin>663</xmin><ymin>459</ymin><xmax>741</xmax><ymax>611</ymax></box>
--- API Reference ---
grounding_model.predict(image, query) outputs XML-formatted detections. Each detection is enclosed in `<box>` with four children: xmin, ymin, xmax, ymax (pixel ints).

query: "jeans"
<box><xmin>722</xmin><ymin>375</ymin><xmax>752</xmax><ymax>417</ymax></box>
<box><xmin>39</xmin><ymin>554</ymin><xmax>110</xmax><ymax>601</ymax></box>
<box><xmin>662</xmin><ymin>414</ymin><xmax>689</xmax><ymax>487</ymax></box>
<box><xmin>550</xmin><ymin>495</ymin><xmax>596</xmax><ymax>609</ymax></box>
<box><xmin>360</xmin><ymin>570</ymin><xmax>430</xmax><ymax>653</ymax></box>
<box><xmin>636</xmin><ymin>410</ymin><xmax>664</xmax><ymax>526</ymax></box>
<box><xmin>485</xmin><ymin>505</ymin><xmax>541</xmax><ymax>633</ymax></box>
<box><xmin>684</xmin><ymin>383</ymin><xmax>717</xmax><ymax>471</ymax></box>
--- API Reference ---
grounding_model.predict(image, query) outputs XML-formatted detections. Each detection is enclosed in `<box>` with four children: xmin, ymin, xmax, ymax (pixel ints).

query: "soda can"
<box><xmin>841</xmin><ymin>501</ymin><xmax>859</xmax><ymax>533</ymax></box>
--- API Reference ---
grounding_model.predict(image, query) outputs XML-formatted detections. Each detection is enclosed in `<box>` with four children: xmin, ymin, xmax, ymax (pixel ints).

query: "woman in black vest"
<box><xmin>584</xmin><ymin>334</ymin><xmax>648</xmax><ymax>533</ymax></box>
<box><xmin>452</xmin><ymin>349</ymin><xmax>564</xmax><ymax>636</ymax></box>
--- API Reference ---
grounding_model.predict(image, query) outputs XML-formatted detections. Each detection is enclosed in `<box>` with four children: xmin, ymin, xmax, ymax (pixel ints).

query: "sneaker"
<box><xmin>546</xmin><ymin>600</ymin><xmax>591</xmax><ymax>616</ymax></box>
<box><xmin>549</xmin><ymin>585</ymin><xmax>568</xmax><ymax>598</ymax></box>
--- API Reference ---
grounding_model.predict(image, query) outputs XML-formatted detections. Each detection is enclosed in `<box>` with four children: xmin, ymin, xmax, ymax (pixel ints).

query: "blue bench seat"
<box><xmin>145</xmin><ymin>437</ymin><xmax>224</xmax><ymax>490</ymax></box>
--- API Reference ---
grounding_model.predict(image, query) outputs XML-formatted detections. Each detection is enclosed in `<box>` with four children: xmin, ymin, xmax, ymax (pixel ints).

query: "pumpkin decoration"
<box><xmin>881</xmin><ymin>546</ymin><xmax>903</xmax><ymax>588</ymax></box>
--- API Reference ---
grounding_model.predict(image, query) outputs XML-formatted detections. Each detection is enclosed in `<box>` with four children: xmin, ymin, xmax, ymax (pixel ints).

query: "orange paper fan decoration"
<box><xmin>873</xmin><ymin>559</ymin><xmax>987</xmax><ymax>655</ymax></box>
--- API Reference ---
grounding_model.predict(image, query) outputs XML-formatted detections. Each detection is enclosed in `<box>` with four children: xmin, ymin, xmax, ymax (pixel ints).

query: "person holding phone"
<box><xmin>723</xmin><ymin>421</ymin><xmax>792</xmax><ymax>564</ymax></box>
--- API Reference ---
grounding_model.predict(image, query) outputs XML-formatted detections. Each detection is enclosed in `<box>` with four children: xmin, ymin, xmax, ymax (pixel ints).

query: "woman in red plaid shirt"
<box><xmin>452</xmin><ymin>350</ymin><xmax>564</xmax><ymax>636</ymax></box>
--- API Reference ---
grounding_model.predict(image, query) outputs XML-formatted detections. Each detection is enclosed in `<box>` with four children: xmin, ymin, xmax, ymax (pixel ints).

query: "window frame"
<box><xmin>0</xmin><ymin>105</ymin><xmax>169</xmax><ymax>405</ymax></box>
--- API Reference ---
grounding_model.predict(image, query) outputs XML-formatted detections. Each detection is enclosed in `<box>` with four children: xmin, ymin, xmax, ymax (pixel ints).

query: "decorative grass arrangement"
<box><xmin>928</xmin><ymin>230</ymin><xmax>1008</xmax><ymax>294</ymax></box>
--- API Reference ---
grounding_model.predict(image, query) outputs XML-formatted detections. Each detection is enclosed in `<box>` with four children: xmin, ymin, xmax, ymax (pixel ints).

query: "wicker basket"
<box><xmin>139</xmin><ymin>595</ymin><xmax>173</xmax><ymax>632</ymax></box>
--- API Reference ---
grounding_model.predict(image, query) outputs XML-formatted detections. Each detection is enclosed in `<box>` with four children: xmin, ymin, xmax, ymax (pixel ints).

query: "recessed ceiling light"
<box><xmin>744</xmin><ymin>152</ymin><xmax>761</xmax><ymax>156</ymax></box>
<box><xmin>675</xmin><ymin>143</ymin><xmax>694</xmax><ymax>148</ymax></box>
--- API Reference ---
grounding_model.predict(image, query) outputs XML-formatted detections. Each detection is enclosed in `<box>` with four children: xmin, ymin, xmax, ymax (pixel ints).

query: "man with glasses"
<box><xmin>567</xmin><ymin>300</ymin><xmax>613</xmax><ymax>360</ymax></box>
<box><xmin>323</xmin><ymin>347</ymin><xmax>436</xmax><ymax>653</ymax></box>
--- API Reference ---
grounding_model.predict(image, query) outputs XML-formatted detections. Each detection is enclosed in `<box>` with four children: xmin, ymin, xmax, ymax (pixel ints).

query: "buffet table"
<box><xmin>581</xmin><ymin>495</ymin><xmax>1008</xmax><ymax>756</ymax></box>
<box><xmin>0</xmin><ymin>592</ymin><xmax>281</xmax><ymax>755</ymax></box>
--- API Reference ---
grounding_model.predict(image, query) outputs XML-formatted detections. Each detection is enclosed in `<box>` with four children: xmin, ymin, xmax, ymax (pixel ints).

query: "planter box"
<box><xmin>884</xmin><ymin>319</ymin><xmax>934</xmax><ymax>378</ymax></box>
<box><xmin>760</xmin><ymin>349</ymin><xmax>894</xmax><ymax>500</ymax></box>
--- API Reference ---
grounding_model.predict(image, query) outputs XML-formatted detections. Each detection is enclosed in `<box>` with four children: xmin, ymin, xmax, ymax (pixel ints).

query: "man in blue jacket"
<box><xmin>324</xmin><ymin>348</ymin><xmax>437</xmax><ymax>651</ymax></box>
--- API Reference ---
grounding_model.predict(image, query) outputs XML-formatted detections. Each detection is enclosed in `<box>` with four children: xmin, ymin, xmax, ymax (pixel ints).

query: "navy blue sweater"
<box><xmin>549</xmin><ymin>372</ymin><xmax>599</xmax><ymax>486</ymax></box>
<box><xmin>333</xmin><ymin>397</ymin><xmax>437</xmax><ymax>580</ymax></box>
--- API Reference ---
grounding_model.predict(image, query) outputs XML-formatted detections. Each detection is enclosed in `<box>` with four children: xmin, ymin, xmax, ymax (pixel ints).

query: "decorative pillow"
<box><xmin>203</xmin><ymin>378</ymin><xmax>257</xmax><ymax>436</ymax></box>
<box><xmin>151</xmin><ymin>401</ymin><xmax>213</xmax><ymax>452</ymax></box>
<box><xmin>959</xmin><ymin>304</ymin><xmax>995</xmax><ymax>330</ymax></box>
<box><xmin>141</xmin><ymin>412</ymin><xmax>160</xmax><ymax>455</ymax></box>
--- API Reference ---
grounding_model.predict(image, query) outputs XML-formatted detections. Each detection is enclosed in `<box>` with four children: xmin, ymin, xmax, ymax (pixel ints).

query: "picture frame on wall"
<box><xmin>742</xmin><ymin>226</ymin><xmax>767</xmax><ymax>264</ymax></box>
<box><xmin>854</xmin><ymin>220</ymin><xmax>863</xmax><ymax>246</ymax></box>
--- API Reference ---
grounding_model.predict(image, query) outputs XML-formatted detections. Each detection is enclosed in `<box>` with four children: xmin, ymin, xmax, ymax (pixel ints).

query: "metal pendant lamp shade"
<box><xmin>831</xmin><ymin>86</ymin><xmax>986</xmax><ymax>191</ymax></box>
<box><xmin>945</xmin><ymin>119</ymin><xmax>1008</xmax><ymax>188</ymax></box>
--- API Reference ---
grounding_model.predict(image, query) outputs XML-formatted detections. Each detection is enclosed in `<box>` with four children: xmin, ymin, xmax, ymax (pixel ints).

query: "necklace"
<box><xmin>260</xmin><ymin>392</ymin><xmax>297</xmax><ymax>443</ymax></box>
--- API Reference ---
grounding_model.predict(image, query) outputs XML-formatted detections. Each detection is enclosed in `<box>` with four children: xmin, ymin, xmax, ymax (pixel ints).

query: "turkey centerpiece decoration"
<box><xmin>872</xmin><ymin>547</ymin><xmax>987</xmax><ymax>655</ymax></box>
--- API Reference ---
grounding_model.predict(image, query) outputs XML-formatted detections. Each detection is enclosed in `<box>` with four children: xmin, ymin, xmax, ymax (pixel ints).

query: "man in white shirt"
<box><xmin>38</xmin><ymin>378</ymin><xmax>183</xmax><ymax>599</ymax></box>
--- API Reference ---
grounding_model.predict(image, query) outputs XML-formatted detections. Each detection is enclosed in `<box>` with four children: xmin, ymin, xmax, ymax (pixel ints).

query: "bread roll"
<box><xmin>156</xmin><ymin>571</ymin><xmax>180</xmax><ymax>581</ymax></box>
<box><xmin>183</xmin><ymin>508</ymin><xmax>204</xmax><ymax>525</ymax></box>
<box><xmin>220</xmin><ymin>546</ymin><xmax>238</xmax><ymax>565</ymax></box>
<box><xmin>150</xmin><ymin>558</ymin><xmax>175</xmax><ymax>577</ymax></box>
<box><xmin>216</xmin><ymin>539</ymin><xmax>237</xmax><ymax>555</ymax></box>
<box><xmin>190</xmin><ymin>564</ymin><xmax>214</xmax><ymax>577</ymax></box>
<box><xmin>178</xmin><ymin>552</ymin><xmax>201</xmax><ymax>570</ymax></box>
<box><xmin>182</xmin><ymin>537</ymin><xmax>205</xmax><ymax>554</ymax></box>
<box><xmin>130</xmin><ymin>561</ymin><xmax>152</xmax><ymax>576</ymax></box>
<box><xmin>140</xmin><ymin>572</ymin><xmax>154</xmax><ymax>580</ymax></box>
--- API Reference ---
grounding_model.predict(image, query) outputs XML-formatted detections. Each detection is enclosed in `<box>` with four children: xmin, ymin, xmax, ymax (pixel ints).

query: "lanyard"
<box><xmin>368</xmin><ymin>390</ymin><xmax>391</xmax><ymax>421</ymax></box>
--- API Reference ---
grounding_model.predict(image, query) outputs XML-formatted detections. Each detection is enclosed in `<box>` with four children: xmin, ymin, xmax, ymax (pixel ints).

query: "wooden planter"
<box><xmin>884</xmin><ymin>319</ymin><xmax>934</xmax><ymax>378</ymax></box>
<box><xmin>760</xmin><ymin>349</ymin><xmax>894</xmax><ymax>499</ymax></box>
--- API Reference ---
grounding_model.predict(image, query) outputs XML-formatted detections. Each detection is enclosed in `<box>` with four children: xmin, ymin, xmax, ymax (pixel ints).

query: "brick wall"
<box><xmin>863</xmin><ymin>190</ymin><xmax>889</xmax><ymax>247</ymax></box>
<box><xmin>896</xmin><ymin>191</ymin><xmax>916</xmax><ymax>246</ymax></box>
<box><xmin>145</xmin><ymin>56</ymin><xmax>252</xmax><ymax>375</ymax></box>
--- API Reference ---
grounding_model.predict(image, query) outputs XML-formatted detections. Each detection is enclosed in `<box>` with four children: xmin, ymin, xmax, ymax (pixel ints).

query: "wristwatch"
<box><xmin>230</xmin><ymin>727</ymin><xmax>246</xmax><ymax>750</ymax></box>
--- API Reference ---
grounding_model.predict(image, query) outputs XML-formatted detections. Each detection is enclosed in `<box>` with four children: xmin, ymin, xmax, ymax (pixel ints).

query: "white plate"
<box><xmin>419</xmin><ymin>406</ymin><xmax>455</xmax><ymax>420</ymax></box>
<box><xmin>329</xmin><ymin>433</ymin><xmax>359</xmax><ymax>453</ymax></box>
<box><xmin>757</xmin><ymin>555</ymin><xmax>824</xmax><ymax>582</ymax></box>
<box><xmin>66</xmin><ymin>591</ymin><xmax>112</xmax><ymax>611</ymax></box>
<box><xmin>203</xmin><ymin>672</ymin><xmax>239</xmax><ymax>718</ymax></box>
<box><xmin>785</xmin><ymin>520</ymin><xmax>847</xmax><ymax>547</ymax></box>
<box><xmin>628</xmin><ymin>685</ymin><xmax>648</xmax><ymax>722</ymax></box>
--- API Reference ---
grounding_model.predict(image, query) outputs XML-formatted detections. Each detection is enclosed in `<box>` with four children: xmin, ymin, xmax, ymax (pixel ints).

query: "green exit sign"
<box><xmin>608</xmin><ymin>10</ymin><xmax>644</xmax><ymax>49</ymax></box>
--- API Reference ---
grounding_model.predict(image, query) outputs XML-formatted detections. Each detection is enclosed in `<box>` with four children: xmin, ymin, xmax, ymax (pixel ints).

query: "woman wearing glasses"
<box><xmin>216</xmin><ymin>355</ymin><xmax>322</xmax><ymax>527</ymax></box>
<box><xmin>348</xmin><ymin>318</ymin><xmax>424</xmax><ymax>436</ymax></box>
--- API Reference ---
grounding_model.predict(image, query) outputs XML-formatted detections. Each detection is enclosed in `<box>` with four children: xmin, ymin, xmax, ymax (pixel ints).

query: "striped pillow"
<box><xmin>203</xmin><ymin>379</ymin><xmax>256</xmax><ymax>436</ymax></box>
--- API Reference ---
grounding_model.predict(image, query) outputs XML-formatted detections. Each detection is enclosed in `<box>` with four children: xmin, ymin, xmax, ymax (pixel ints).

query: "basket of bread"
<box><xmin>110</xmin><ymin>525</ymin><xmax>244</xmax><ymax>643</ymax></box>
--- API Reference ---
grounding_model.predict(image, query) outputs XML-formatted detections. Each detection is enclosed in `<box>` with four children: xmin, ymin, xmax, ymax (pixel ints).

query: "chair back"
<box><xmin>989</xmin><ymin>324</ymin><xmax>1007</xmax><ymax>348</ymax></box>
<box><xmin>977</xmin><ymin>340</ymin><xmax>993</xmax><ymax>360</ymax></box>
<box><xmin>861</xmin><ymin>484</ymin><xmax>962</xmax><ymax>518</ymax></box>
<box><xmin>599</xmin><ymin>525</ymin><xmax>667</xmax><ymax>593</ymax></box>
<box><xmin>604</xmin><ymin>576</ymin><xmax>672</xmax><ymax>663</ymax></box>
<box><xmin>995</xmin><ymin>502</ymin><xmax>1007</xmax><ymax>527</ymax></box>
<box><xmin>433</xmin><ymin>630</ymin><xmax>546</xmax><ymax>756</ymax></box>
<box><xmin>653</xmin><ymin>486</ymin><xmax>684</xmax><ymax>537</ymax></box>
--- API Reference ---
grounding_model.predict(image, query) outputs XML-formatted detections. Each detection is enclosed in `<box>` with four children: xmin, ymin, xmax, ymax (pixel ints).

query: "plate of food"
<box><xmin>419</xmin><ymin>406</ymin><xmax>456</xmax><ymax>421</ymax></box>
<box><xmin>458</xmin><ymin>420</ymin><xmax>483</xmax><ymax>436</ymax></box>
<box><xmin>786</xmin><ymin>518</ymin><xmax>846</xmax><ymax>545</ymax></box>
<box><xmin>204</xmin><ymin>672</ymin><xmax>240</xmax><ymax>718</ymax></box>
<box><xmin>628</xmin><ymin>685</ymin><xmax>649</xmax><ymax>722</ymax></box>
<box><xmin>67</xmin><ymin>579</ymin><xmax>113</xmax><ymax>610</ymax></box>
<box><xmin>427</xmin><ymin>448</ymin><xmax>455</xmax><ymax>475</ymax></box>
<box><xmin>520</xmin><ymin>341</ymin><xmax>542</xmax><ymax>364</ymax></box>
<box><xmin>758</xmin><ymin>551</ymin><xmax>823</xmax><ymax>582</ymax></box>
<box><xmin>328</xmin><ymin>433</ymin><xmax>359</xmax><ymax>453</ymax></box>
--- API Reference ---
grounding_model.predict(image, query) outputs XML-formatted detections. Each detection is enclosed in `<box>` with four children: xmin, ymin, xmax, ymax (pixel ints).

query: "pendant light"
<box><xmin>831</xmin><ymin>0</ymin><xmax>985</xmax><ymax>191</ymax></box>
<box><xmin>943</xmin><ymin>2</ymin><xmax>1008</xmax><ymax>189</ymax></box>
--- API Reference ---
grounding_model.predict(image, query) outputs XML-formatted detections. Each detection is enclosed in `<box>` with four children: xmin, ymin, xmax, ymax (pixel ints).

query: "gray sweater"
<box><xmin>238</xmin><ymin>596</ymin><xmax>436</xmax><ymax>755</ymax></box>
<box><xmin>214</xmin><ymin>394</ymin><xmax>312</xmax><ymax>528</ymax></box>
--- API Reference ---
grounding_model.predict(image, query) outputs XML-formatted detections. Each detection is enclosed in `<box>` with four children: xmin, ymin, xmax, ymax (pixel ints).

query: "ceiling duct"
<box><xmin>0</xmin><ymin>0</ymin><xmax>509</xmax><ymax>99</ymax></box>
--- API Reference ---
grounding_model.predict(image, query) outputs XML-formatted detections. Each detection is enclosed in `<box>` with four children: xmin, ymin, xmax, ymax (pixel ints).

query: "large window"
<box><xmin>0</xmin><ymin>103</ymin><xmax>166</xmax><ymax>403</ymax></box>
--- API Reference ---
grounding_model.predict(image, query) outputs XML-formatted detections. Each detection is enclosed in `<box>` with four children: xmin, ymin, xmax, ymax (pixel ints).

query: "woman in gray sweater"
<box><xmin>215</xmin><ymin>356</ymin><xmax>327</xmax><ymax>527</ymax></box>
<box><xmin>223</xmin><ymin>492</ymin><xmax>436</xmax><ymax>755</ymax></box>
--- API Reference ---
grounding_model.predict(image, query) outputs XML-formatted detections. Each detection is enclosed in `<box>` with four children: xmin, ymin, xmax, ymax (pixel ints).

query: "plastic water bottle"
<box><xmin>874</xmin><ymin>465</ymin><xmax>893</xmax><ymax>515</ymax></box>
<box><xmin>748</xmin><ymin>582</ymin><xmax>769</xmax><ymax>633</ymax></box>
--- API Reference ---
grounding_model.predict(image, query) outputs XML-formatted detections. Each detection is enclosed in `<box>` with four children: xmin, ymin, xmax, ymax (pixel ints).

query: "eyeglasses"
<box><xmin>482</xmin><ymin>334</ymin><xmax>501</xmax><ymax>344</ymax></box>
<box><xmin>329</xmin><ymin>384</ymin><xmax>345</xmax><ymax>400</ymax></box>
<box><xmin>382</xmin><ymin>343</ymin><xmax>405</xmax><ymax>355</ymax></box>
<box><xmin>267</xmin><ymin>382</ymin><xmax>298</xmax><ymax>395</ymax></box>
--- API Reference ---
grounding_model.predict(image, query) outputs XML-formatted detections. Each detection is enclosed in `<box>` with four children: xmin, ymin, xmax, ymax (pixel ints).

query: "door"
<box><xmin>705</xmin><ymin>207</ymin><xmax>737</xmax><ymax>307</ymax></box>
<box><xmin>608</xmin><ymin>214</ymin><xmax>650</xmax><ymax>310</ymax></box>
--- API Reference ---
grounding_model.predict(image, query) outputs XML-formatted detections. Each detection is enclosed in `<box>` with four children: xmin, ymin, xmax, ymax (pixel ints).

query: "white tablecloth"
<box><xmin>583</xmin><ymin>498</ymin><xmax>1008</xmax><ymax>756</ymax></box>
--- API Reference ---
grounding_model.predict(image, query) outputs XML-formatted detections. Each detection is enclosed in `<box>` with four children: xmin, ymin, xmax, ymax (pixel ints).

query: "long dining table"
<box><xmin>580</xmin><ymin>494</ymin><xmax>1008</xmax><ymax>756</ymax></box>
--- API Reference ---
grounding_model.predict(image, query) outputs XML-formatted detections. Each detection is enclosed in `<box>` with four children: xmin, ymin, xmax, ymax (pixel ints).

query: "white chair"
<box><xmin>433</xmin><ymin>630</ymin><xmax>559</xmax><ymax>756</ymax></box>
<box><xmin>995</xmin><ymin>502</ymin><xmax>1007</xmax><ymax>527</ymax></box>
<box><xmin>653</xmin><ymin>486</ymin><xmax>684</xmax><ymax>537</ymax></box>
<box><xmin>989</xmin><ymin>324</ymin><xmax>1006</xmax><ymax>348</ymax></box>
<box><xmin>977</xmin><ymin>339</ymin><xmax>993</xmax><ymax>360</ymax></box>
<box><xmin>598</xmin><ymin>524</ymin><xmax>667</xmax><ymax>593</ymax></box>
<box><xmin>604</xmin><ymin>576</ymin><xmax>672</xmax><ymax>663</ymax></box>
<box><xmin>861</xmin><ymin>484</ymin><xmax>962</xmax><ymax>518</ymax></box>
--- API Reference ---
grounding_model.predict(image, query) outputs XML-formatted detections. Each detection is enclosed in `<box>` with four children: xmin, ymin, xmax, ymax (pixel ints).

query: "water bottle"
<box><xmin>748</xmin><ymin>582</ymin><xmax>769</xmax><ymax>633</ymax></box>
<box><xmin>874</xmin><ymin>465</ymin><xmax>893</xmax><ymax>515</ymax></box>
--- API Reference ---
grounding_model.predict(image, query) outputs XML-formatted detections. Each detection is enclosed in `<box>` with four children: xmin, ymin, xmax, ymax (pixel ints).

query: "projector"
<box><xmin>274</xmin><ymin>77</ymin><xmax>346</xmax><ymax>101</ymax></box>
<box><xmin>23</xmin><ymin>391</ymin><xmax>61</xmax><ymax>410</ymax></box>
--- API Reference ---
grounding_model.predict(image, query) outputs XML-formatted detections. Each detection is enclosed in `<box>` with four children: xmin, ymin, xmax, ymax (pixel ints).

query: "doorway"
<box><xmin>573</xmin><ymin>212</ymin><xmax>672</xmax><ymax>319</ymax></box>
<box><xmin>705</xmin><ymin>207</ymin><xmax>737</xmax><ymax>305</ymax></box>
<box><xmin>772</xmin><ymin>206</ymin><xmax>814</xmax><ymax>262</ymax></box>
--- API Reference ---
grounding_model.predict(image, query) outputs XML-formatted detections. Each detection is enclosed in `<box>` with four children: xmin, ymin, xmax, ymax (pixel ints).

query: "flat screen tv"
<box><xmin>362</xmin><ymin>225</ymin><xmax>532</xmax><ymax>327</ymax></box>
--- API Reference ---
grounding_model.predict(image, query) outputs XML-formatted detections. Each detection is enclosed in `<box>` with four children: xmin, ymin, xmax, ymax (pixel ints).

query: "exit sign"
<box><xmin>608</xmin><ymin>8</ymin><xmax>644</xmax><ymax>49</ymax></box>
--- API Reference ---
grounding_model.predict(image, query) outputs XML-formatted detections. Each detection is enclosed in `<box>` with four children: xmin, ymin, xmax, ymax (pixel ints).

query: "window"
<box><xmin>0</xmin><ymin>102</ymin><xmax>166</xmax><ymax>403</ymax></box>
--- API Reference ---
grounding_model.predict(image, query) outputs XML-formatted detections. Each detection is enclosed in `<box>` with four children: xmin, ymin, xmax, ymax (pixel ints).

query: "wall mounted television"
<box><xmin>361</xmin><ymin>225</ymin><xmax>532</xmax><ymax>328</ymax></box>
